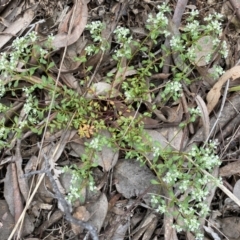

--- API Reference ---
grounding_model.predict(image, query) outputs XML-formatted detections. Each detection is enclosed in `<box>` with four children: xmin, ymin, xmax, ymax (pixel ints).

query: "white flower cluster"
<box><xmin>151</xmin><ymin>195</ymin><xmax>166</xmax><ymax>213</ymax></box>
<box><xmin>152</xmin><ymin>145</ymin><xmax>162</xmax><ymax>158</ymax></box>
<box><xmin>170</xmin><ymin>36</ymin><xmax>185</xmax><ymax>52</ymax></box>
<box><xmin>189</xmin><ymin>141</ymin><xmax>220</xmax><ymax>170</ymax></box>
<box><xmin>189</xmin><ymin>107</ymin><xmax>201</xmax><ymax>116</ymax></box>
<box><xmin>147</xmin><ymin>11</ymin><xmax>168</xmax><ymax>29</ymax></box>
<box><xmin>220</xmin><ymin>40</ymin><xmax>228</xmax><ymax>58</ymax></box>
<box><xmin>85</xmin><ymin>21</ymin><xmax>109</xmax><ymax>55</ymax></box>
<box><xmin>150</xmin><ymin>140</ymin><xmax>220</xmax><ymax>238</ymax></box>
<box><xmin>191</xmin><ymin>187</ymin><xmax>208</xmax><ymax>202</ymax></box>
<box><xmin>178</xmin><ymin>179</ymin><xmax>190</xmax><ymax>191</ymax></box>
<box><xmin>204</xmin><ymin>13</ymin><xmax>223</xmax><ymax>35</ymax></box>
<box><xmin>89</xmin><ymin>180</ymin><xmax>97</xmax><ymax>191</ymax></box>
<box><xmin>0</xmin><ymin>31</ymin><xmax>52</xmax><ymax>82</ymax></box>
<box><xmin>85</xmin><ymin>21</ymin><xmax>104</xmax><ymax>42</ymax></box>
<box><xmin>184</xmin><ymin>20</ymin><xmax>200</xmax><ymax>38</ymax></box>
<box><xmin>90</xmin><ymin>137</ymin><xmax>100</xmax><ymax>150</ymax></box>
<box><xmin>68</xmin><ymin>184</ymin><xmax>81</xmax><ymax>202</ymax></box>
<box><xmin>173</xmin><ymin>224</ymin><xmax>183</xmax><ymax>233</ymax></box>
<box><xmin>22</xmin><ymin>88</ymin><xmax>39</xmax><ymax>125</ymax></box>
<box><xmin>0</xmin><ymin>80</ymin><xmax>6</xmax><ymax>98</ymax></box>
<box><xmin>187</xmin><ymin>9</ymin><xmax>199</xmax><ymax>21</ymax></box>
<box><xmin>124</xmin><ymin>90</ymin><xmax>134</xmax><ymax>101</ymax></box>
<box><xmin>196</xmin><ymin>201</ymin><xmax>210</xmax><ymax>216</ymax></box>
<box><xmin>179</xmin><ymin>203</ymin><xmax>195</xmax><ymax>215</ymax></box>
<box><xmin>63</xmin><ymin>166</ymin><xmax>97</xmax><ymax>203</ymax></box>
<box><xmin>146</xmin><ymin>3</ymin><xmax>171</xmax><ymax>38</ymax></box>
<box><xmin>188</xmin><ymin>107</ymin><xmax>201</xmax><ymax>122</ymax></box>
<box><xmin>161</xmin><ymin>81</ymin><xmax>182</xmax><ymax>101</ymax></box>
<box><xmin>85</xmin><ymin>45</ymin><xmax>96</xmax><ymax>56</ymax></box>
<box><xmin>114</xmin><ymin>26</ymin><xmax>131</xmax><ymax>42</ymax></box>
<box><xmin>113</xmin><ymin>26</ymin><xmax>133</xmax><ymax>59</ymax></box>
<box><xmin>212</xmin><ymin>65</ymin><xmax>225</xmax><ymax>79</ymax></box>
<box><xmin>184</xmin><ymin>217</ymin><xmax>200</xmax><ymax>232</ymax></box>
<box><xmin>0</xmin><ymin>127</ymin><xmax>5</xmax><ymax>138</ymax></box>
<box><xmin>163</xmin><ymin>168</ymin><xmax>182</xmax><ymax>184</ymax></box>
<box><xmin>182</xmin><ymin>10</ymin><xmax>228</xmax><ymax>69</ymax></box>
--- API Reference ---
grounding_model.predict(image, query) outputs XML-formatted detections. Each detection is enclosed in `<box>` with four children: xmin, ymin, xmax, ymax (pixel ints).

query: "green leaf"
<box><xmin>151</xmin><ymin>179</ymin><xmax>160</xmax><ymax>185</ymax></box>
<box><xmin>47</xmin><ymin>61</ymin><xmax>55</xmax><ymax>70</ymax></box>
<box><xmin>229</xmin><ymin>86</ymin><xmax>240</xmax><ymax>92</ymax></box>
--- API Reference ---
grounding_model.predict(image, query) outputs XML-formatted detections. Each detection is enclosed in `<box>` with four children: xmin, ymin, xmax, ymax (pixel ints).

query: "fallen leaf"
<box><xmin>0</xmin><ymin>4</ymin><xmax>36</xmax><ymax>50</ymax></box>
<box><xmin>219</xmin><ymin>217</ymin><xmax>240</xmax><ymax>239</ymax></box>
<box><xmin>52</xmin><ymin>0</ymin><xmax>88</xmax><ymax>48</ymax></box>
<box><xmin>114</xmin><ymin>159</ymin><xmax>162</xmax><ymax>206</ymax></box>
<box><xmin>0</xmin><ymin>200</ymin><xmax>14</xmax><ymax>240</ymax></box>
<box><xmin>191</xmin><ymin>36</ymin><xmax>216</xmax><ymax>67</ymax></box>
<box><xmin>233</xmin><ymin>180</ymin><xmax>240</xmax><ymax>200</ymax></box>
<box><xmin>220</xmin><ymin>161</ymin><xmax>240</xmax><ymax>177</ymax></box>
<box><xmin>132</xmin><ymin>212</ymin><xmax>158</xmax><ymax>240</ymax></box>
<box><xmin>204</xmin><ymin>226</ymin><xmax>221</xmax><ymax>240</ymax></box>
<box><xmin>161</xmin><ymin>106</ymin><xmax>179</xmax><ymax>122</ymax></box>
<box><xmin>86</xmin><ymin>193</ymin><xmax>108</xmax><ymax>233</ymax></box>
<box><xmin>206</xmin><ymin>66</ymin><xmax>240</xmax><ymax>113</ymax></box>
<box><xmin>167</xmin><ymin>127</ymin><xmax>184</xmax><ymax>151</ymax></box>
<box><xmin>71</xmin><ymin>206</ymin><xmax>90</xmax><ymax>235</ymax></box>
<box><xmin>195</xmin><ymin>94</ymin><xmax>210</xmax><ymax>140</ymax></box>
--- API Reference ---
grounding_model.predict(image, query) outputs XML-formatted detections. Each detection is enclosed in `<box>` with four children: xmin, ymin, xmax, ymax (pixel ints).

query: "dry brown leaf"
<box><xmin>233</xmin><ymin>180</ymin><xmax>240</xmax><ymax>200</ymax></box>
<box><xmin>203</xmin><ymin>226</ymin><xmax>221</xmax><ymax>240</ymax></box>
<box><xmin>3</xmin><ymin>167</ymin><xmax>34</xmax><ymax>238</ymax></box>
<box><xmin>52</xmin><ymin>0</ymin><xmax>88</xmax><ymax>48</ymax></box>
<box><xmin>219</xmin><ymin>217</ymin><xmax>240</xmax><ymax>239</ymax></box>
<box><xmin>195</xmin><ymin>94</ymin><xmax>210</xmax><ymax>140</ymax></box>
<box><xmin>86</xmin><ymin>193</ymin><xmax>108</xmax><ymax>233</ymax></box>
<box><xmin>161</xmin><ymin>106</ymin><xmax>179</xmax><ymax>122</ymax></box>
<box><xmin>167</xmin><ymin>127</ymin><xmax>184</xmax><ymax>151</ymax></box>
<box><xmin>206</xmin><ymin>66</ymin><xmax>240</xmax><ymax>113</ymax></box>
<box><xmin>191</xmin><ymin>36</ymin><xmax>216</xmax><ymax>67</ymax></box>
<box><xmin>71</xmin><ymin>206</ymin><xmax>90</xmax><ymax>235</ymax></box>
<box><xmin>0</xmin><ymin>4</ymin><xmax>36</xmax><ymax>50</ymax></box>
<box><xmin>132</xmin><ymin>212</ymin><xmax>158</xmax><ymax>240</ymax></box>
<box><xmin>114</xmin><ymin>159</ymin><xmax>162</xmax><ymax>206</ymax></box>
<box><xmin>11</xmin><ymin>163</ymin><xmax>23</xmax><ymax>223</ymax></box>
<box><xmin>0</xmin><ymin>200</ymin><xmax>15</xmax><ymax>240</ymax></box>
<box><xmin>220</xmin><ymin>161</ymin><xmax>240</xmax><ymax>177</ymax></box>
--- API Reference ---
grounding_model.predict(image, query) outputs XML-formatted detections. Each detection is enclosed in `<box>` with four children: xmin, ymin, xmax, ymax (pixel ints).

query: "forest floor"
<box><xmin>1</xmin><ymin>0</ymin><xmax>240</xmax><ymax>239</ymax></box>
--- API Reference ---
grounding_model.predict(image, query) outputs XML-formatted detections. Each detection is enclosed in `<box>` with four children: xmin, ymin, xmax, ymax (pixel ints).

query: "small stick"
<box><xmin>22</xmin><ymin>142</ymin><xmax>99</xmax><ymax>240</ymax></box>
<box><xmin>38</xmin><ymin>150</ymin><xmax>99</xmax><ymax>240</ymax></box>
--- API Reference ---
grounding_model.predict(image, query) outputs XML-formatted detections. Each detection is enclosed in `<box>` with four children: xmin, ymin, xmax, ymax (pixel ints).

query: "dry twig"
<box><xmin>24</xmin><ymin>145</ymin><xmax>99</xmax><ymax>240</ymax></box>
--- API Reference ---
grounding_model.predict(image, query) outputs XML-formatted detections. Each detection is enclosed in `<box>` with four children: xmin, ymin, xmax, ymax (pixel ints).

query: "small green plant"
<box><xmin>150</xmin><ymin>140</ymin><xmax>220</xmax><ymax>239</ymax></box>
<box><xmin>0</xmin><ymin>3</ymin><xmax>226</xmax><ymax>239</ymax></box>
<box><xmin>79</xmin><ymin>4</ymin><xmax>224</xmax><ymax>239</ymax></box>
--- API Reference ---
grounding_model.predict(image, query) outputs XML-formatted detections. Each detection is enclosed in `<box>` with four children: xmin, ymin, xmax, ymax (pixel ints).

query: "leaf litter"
<box><xmin>1</xmin><ymin>0</ymin><xmax>240</xmax><ymax>239</ymax></box>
